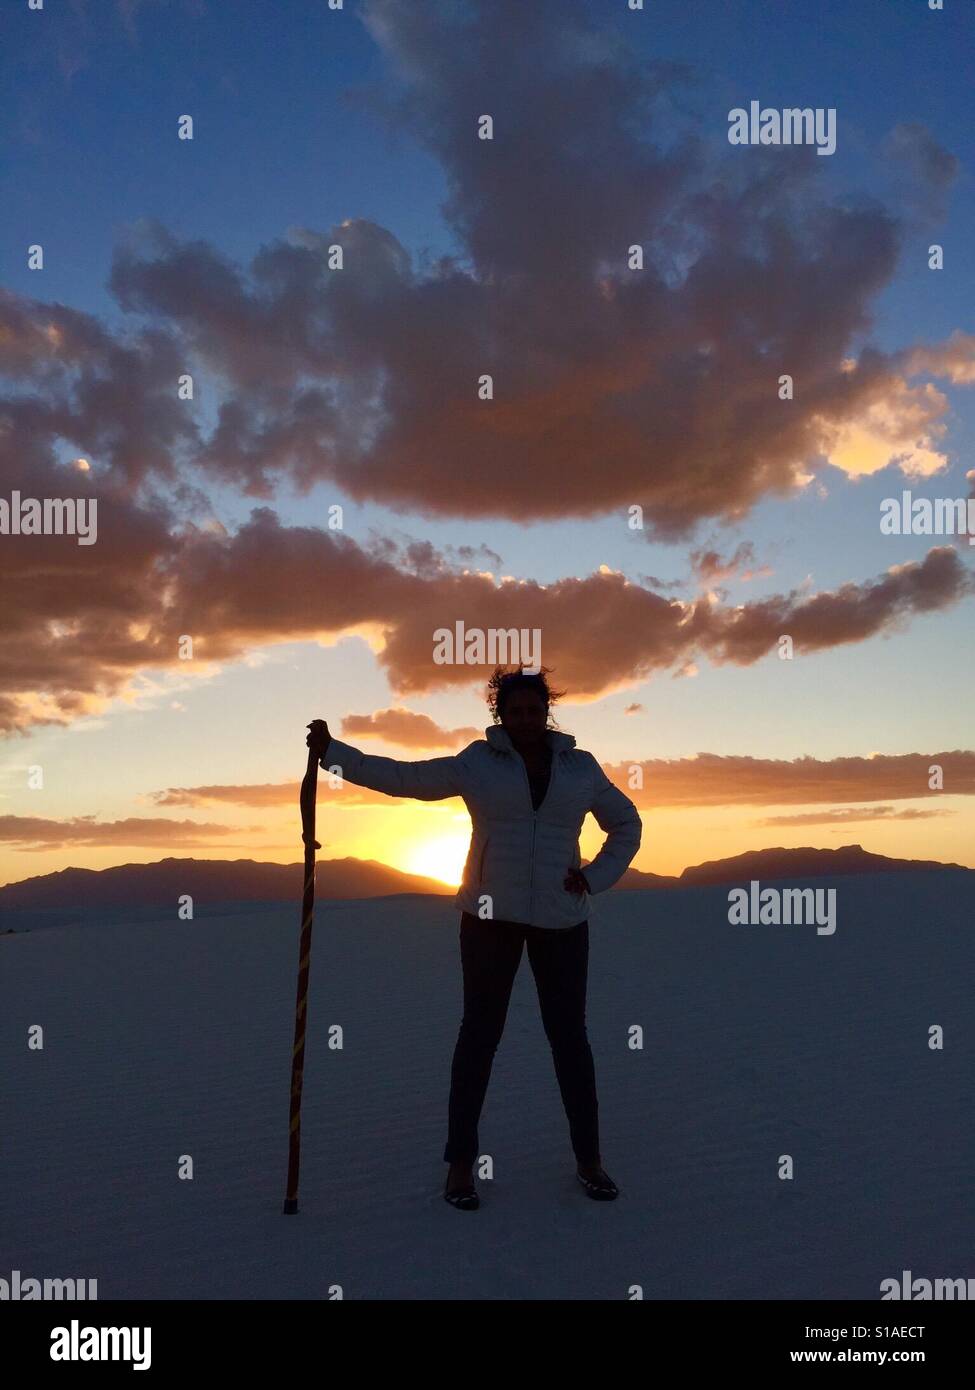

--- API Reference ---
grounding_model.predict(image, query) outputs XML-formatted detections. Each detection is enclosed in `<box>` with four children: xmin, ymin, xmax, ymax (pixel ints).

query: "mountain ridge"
<box><xmin>1</xmin><ymin>842</ymin><xmax>969</xmax><ymax>911</ymax></box>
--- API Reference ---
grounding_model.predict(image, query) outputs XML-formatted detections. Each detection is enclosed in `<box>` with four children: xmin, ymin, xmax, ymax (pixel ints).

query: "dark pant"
<box><xmin>443</xmin><ymin>911</ymin><xmax>600</xmax><ymax>1167</ymax></box>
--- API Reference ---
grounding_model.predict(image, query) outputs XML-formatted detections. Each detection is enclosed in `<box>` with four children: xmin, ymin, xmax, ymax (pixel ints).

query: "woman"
<box><xmin>305</xmin><ymin>667</ymin><xmax>642</xmax><ymax>1211</ymax></box>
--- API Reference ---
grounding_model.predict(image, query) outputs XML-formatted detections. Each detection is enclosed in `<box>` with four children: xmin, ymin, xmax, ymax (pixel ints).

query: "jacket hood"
<box><xmin>485</xmin><ymin>725</ymin><xmax>577</xmax><ymax>755</ymax></box>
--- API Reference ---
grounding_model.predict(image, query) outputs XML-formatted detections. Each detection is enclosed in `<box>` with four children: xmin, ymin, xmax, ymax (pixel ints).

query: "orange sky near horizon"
<box><xmin>2</xmin><ymin>790</ymin><xmax>972</xmax><ymax>893</ymax></box>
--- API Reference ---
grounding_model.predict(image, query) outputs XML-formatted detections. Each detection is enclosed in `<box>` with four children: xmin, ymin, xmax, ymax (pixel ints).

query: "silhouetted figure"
<box><xmin>306</xmin><ymin>666</ymin><xmax>642</xmax><ymax>1208</ymax></box>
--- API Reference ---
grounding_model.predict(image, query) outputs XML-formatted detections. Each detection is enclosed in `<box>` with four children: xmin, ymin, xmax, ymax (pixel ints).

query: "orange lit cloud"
<box><xmin>2</xmin><ymin>471</ymin><xmax>971</xmax><ymax>735</ymax></box>
<box><xmin>341</xmin><ymin>708</ymin><xmax>480</xmax><ymax>749</ymax></box>
<box><xmin>757</xmin><ymin>806</ymin><xmax>951</xmax><ymax>827</ymax></box>
<box><xmin>0</xmin><ymin>814</ymin><xmax>257</xmax><ymax>851</ymax></box>
<box><xmin>151</xmin><ymin>780</ymin><xmax>399</xmax><ymax>809</ymax></box>
<box><xmin>606</xmin><ymin>749</ymin><xmax>975</xmax><ymax>809</ymax></box>
<box><xmin>152</xmin><ymin>749</ymin><xmax>975</xmax><ymax>813</ymax></box>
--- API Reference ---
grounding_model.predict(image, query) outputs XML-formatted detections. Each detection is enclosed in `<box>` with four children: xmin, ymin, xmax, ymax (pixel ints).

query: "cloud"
<box><xmin>368</xmin><ymin>533</ymin><xmax>504</xmax><ymax>577</ymax></box>
<box><xmin>691</xmin><ymin>542</ymin><xmax>754</xmax><ymax>583</ymax></box>
<box><xmin>1</xmin><ymin>468</ymin><xmax>971</xmax><ymax>733</ymax></box>
<box><xmin>815</xmin><ymin>373</ymin><xmax>950</xmax><ymax>478</ymax></box>
<box><xmin>341</xmin><ymin>708</ymin><xmax>480</xmax><ymax>749</ymax></box>
<box><xmin>882</xmin><ymin>122</ymin><xmax>960</xmax><ymax>224</ymax></box>
<box><xmin>0</xmin><ymin>287</ymin><xmax>201</xmax><ymax>494</ymax></box>
<box><xmin>150</xmin><ymin>783</ymin><xmax>302</xmax><ymax>808</ymax></box>
<box><xmin>106</xmin><ymin>197</ymin><xmax>964</xmax><ymax>527</ymax></box>
<box><xmin>0</xmin><ymin>437</ymin><xmax>192</xmax><ymax>734</ymax></box>
<box><xmin>1</xmin><ymin>0</ymin><xmax>938</xmax><ymax>533</ymax></box>
<box><xmin>696</xmin><ymin>546</ymin><xmax>973</xmax><ymax>667</ymax></box>
<box><xmin>756</xmin><ymin>805</ymin><xmax>952</xmax><ymax>827</ymax></box>
<box><xmin>153</xmin><ymin>749</ymin><xmax>975</xmax><ymax>815</ymax></box>
<box><xmin>375</xmin><ymin>543</ymin><xmax>973</xmax><ymax>693</ymax></box>
<box><xmin>603</xmin><ymin>749</ymin><xmax>975</xmax><ymax>809</ymax></box>
<box><xmin>905</xmin><ymin>331</ymin><xmax>975</xmax><ymax>388</ymax></box>
<box><xmin>151</xmin><ymin>780</ymin><xmax>418</xmax><ymax>810</ymax></box>
<box><xmin>4</xmin><ymin>5</ymin><xmax>970</xmax><ymax>546</ymax></box>
<box><xmin>0</xmin><ymin>814</ymin><xmax>253</xmax><ymax>851</ymax></box>
<box><xmin>689</xmin><ymin>541</ymin><xmax>770</xmax><ymax>586</ymax></box>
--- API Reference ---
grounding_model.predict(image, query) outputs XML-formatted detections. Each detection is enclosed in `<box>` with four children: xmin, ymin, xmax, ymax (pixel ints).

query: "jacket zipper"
<box><xmin>516</xmin><ymin>748</ymin><xmax>556</xmax><ymax>924</ymax></box>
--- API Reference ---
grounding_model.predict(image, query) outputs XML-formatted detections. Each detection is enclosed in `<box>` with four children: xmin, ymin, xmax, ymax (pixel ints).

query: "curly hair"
<box><xmin>486</xmin><ymin>666</ymin><xmax>566</xmax><ymax>725</ymax></box>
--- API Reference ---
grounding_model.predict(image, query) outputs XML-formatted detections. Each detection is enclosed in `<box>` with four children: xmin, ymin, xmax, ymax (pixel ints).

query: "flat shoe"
<box><xmin>576</xmin><ymin>1167</ymin><xmax>619</xmax><ymax>1200</ymax></box>
<box><xmin>444</xmin><ymin>1177</ymin><xmax>480</xmax><ymax>1210</ymax></box>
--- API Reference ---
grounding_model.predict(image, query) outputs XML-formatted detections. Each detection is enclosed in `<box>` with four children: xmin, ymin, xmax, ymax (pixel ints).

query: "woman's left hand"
<box><xmin>564</xmin><ymin>867</ymin><xmax>590</xmax><ymax>895</ymax></box>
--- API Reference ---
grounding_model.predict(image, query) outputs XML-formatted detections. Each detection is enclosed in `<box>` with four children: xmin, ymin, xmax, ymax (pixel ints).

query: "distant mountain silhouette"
<box><xmin>608</xmin><ymin>843</ymin><xmax>968</xmax><ymax>890</ymax></box>
<box><xmin>0</xmin><ymin>856</ymin><xmax>453</xmax><ymax>910</ymax></box>
<box><xmin>615</xmin><ymin>866</ymin><xmax>681</xmax><ymax>889</ymax></box>
<box><xmin>677</xmin><ymin>843</ymin><xmax>968</xmax><ymax>886</ymax></box>
<box><xmin>2</xmin><ymin>844</ymin><xmax>970</xmax><ymax>914</ymax></box>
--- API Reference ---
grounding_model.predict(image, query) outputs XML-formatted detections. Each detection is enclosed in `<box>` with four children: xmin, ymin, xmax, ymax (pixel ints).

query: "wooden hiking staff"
<box><xmin>282</xmin><ymin>735</ymin><xmax>322</xmax><ymax>1214</ymax></box>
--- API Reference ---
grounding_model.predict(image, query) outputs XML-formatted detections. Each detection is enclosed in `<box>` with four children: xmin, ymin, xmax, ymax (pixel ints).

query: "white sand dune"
<box><xmin>2</xmin><ymin>873</ymin><xmax>972</xmax><ymax>1300</ymax></box>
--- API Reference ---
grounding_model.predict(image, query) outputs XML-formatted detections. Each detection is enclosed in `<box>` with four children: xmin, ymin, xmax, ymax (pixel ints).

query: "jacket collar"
<box><xmin>485</xmin><ymin>725</ymin><xmax>576</xmax><ymax>756</ymax></box>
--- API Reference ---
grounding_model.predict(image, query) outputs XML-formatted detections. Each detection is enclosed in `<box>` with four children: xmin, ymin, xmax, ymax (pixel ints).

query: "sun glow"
<box><xmin>404</xmin><ymin>831</ymin><xmax>471</xmax><ymax>886</ymax></box>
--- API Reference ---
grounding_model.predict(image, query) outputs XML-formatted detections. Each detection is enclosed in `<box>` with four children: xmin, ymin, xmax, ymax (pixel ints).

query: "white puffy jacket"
<box><xmin>321</xmin><ymin>725</ymin><xmax>642</xmax><ymax>929</ymax></box>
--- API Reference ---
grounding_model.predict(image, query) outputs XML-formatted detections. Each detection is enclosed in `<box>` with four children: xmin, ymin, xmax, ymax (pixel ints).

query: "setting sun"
<box><xmin>403</xmin><ymin>830</ymin><xmax>472</xmax><ymax>886</ymax></box>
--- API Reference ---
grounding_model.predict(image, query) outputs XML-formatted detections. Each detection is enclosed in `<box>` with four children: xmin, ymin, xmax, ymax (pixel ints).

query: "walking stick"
<box><xmin>283</xmin><ymin>740</ymin><xmax>321</xmax><ymax>1214</ymax></box>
